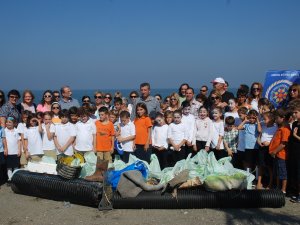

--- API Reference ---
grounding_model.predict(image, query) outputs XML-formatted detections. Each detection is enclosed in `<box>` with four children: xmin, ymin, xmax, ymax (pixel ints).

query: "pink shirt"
<box><xmin>37</xmin><ymin>104</ymin><xmax>51</xmax><ymax>113</ymax></box>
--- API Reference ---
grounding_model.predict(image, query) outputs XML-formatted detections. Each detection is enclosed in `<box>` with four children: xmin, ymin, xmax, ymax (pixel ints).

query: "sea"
<box><xmin>4</xmin><ymin>88</ymin><xmax>238</xmax><ymax>105</ymax></box>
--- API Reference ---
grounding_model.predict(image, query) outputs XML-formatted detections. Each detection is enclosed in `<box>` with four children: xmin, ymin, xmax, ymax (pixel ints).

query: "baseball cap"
<box><xmin>211</xmin><ymin>77</ymin><xmax>226</xmax><ymax>84</ymax></box>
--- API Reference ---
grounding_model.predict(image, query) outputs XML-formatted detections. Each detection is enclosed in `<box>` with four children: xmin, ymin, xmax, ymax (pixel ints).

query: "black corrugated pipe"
<box><xmin>11</xmin><ymin>170</ymin><xmax>103</xmax><ymax>207</ymax></box>
<box><xmin>112</xmin><ymin>188</ymin><xmax>285</xmax><ymax>209</ymax></box>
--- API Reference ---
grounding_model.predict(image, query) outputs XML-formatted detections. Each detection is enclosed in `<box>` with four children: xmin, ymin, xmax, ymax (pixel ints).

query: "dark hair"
<box><xmin>135</xmin><ymin>102</ymin><xmax>148</xmax><ymax>117</ymax></box>
<box><xmin>196</xmin><ymin>93</ymin><xmax>207</xmax><ymax>102</ymax></box>
<box><xmin>22</xmin><ymin>89</ymin><xmax>35</xmax><ymax>102</ymax></box>
<box><xmin>41</xmin><ymin>90</ymin><xmax>53</xmax><ymax>105</ymax></box>
<box><xmin>154</xmin><ymin>94</ymin><xmax>162</xmax><ymax>100</ymax></box>
<box><xmin>26</xmin><ymin>114</ymin><xmax>38</xmax><ymax>128</ymax></box>
<box><xmin>78</xmin><ymin>107</ymin><xmax>90</xmax><ymax>117</ymax></box>
<box><xmin>247</xmin><ymin>109</ymin><xmax>259</xmax><ymax>117</ymax></box>
<box><xmin>275</xmin><ymin>108</ymin><xmax>288</xmax><ymax>119</ymax></box>
<box><xmin>178</xmin><ymin>83</ymin><xmax>190</xmax><ymax>97</ymax></box>
<box><xmin>239</xmin><ymin>84</ymin><xmax>250</xmax><ymax>95</ymax></box>
<box><xmin>36</xmin><ymin>111</ymin><xmax>44</xmax><ymax>119</ymax></box>
<box><xmin>43</xmin><ymin>111</ymin><xmax>53</xmax><ymax>118</ymax></box>
<box><xmin>0</xmin><ymin>90</ymin><xmax>6</xmax><ymax>107</ymax></box>
<box><xmin>7</xmin><ymin>89</ymin><xmax>21</xmax><ymax>99</ymax></box>
<box><xmin>140</xmin><ymin>82</ymin><xmax>150</xmax><ymax>89</ymax></box>
<box><xmin>69</xmin><ymin>106</ymin><xmax>79</xmax><ymax>115</ymax></box>
<box><xmin>129</xmin><ymin>90</ymin><xmax>139</xmax><ymax>98</ymax></box>
<box><xmin>262</xmin><ymin>111</ymin><xmax>275</xmax><ymax>124</ymax></box>
<box><xmin>225</xmin><ymin>81</ymin><xmax>229</xmax><ymax>87</ymax></box>
<box><xmin>81</xmin><ymin>95</ymin><xmax>91</xmax><ymax>102</ymax></box>
<box><xmin>181</xmin><ymin>100</ymin><xmax>191</xmax><ymax>109</ymax></box>
<box><xmin>186</xmin><ymin>87</ymin><xmax>194</xmax><ymax>94</ymax></box>
<box><xmin>120</xmin><ymin>110</ymin><xmax>130</xmax><ymax>118</ymax></box>
<box><xmin>109</xmin><ymin>109</ymin><xmax>119</xmax><ymax>117</ymax></box>
<box><xmin>155</xmin><ymin>112</ymin><xmax>164</xmax><ymax>119</ymax></box>
<box><xmin>198</xmin><ymin>105</ymin><xmax>209</xmax><ymax>113</ymax></box>
<box><xmin>237</xmin><ymin>89</ymin><xmax>248</xmax><ymax>98</ymax></box>
<box><xmin>59</xmin><ymin>109</ymin><xmax>69</xmax><ymax>118</ymax></box>
<box><xmin>114</xmin><ymin>97</ymin><xmax>123</xmax><ymax>105</ymax></box>
<box><xmin>21</xmin><ymin>110</ymin><xmax>32</xmax><ymax>117</ymax></box>
<box><xmin>237</xmin><ymin>107</ymin><xmax>248</xmax><ymax>114</ymax></box>
<box><xmin>99</xmin><ymin>106</ymin><xmax>109</xmax><ymax>114</ymax></box>
<box><xmin>201</xmin><ymin>85</ymin><xmax>208</xmax><ymax>91</ymax></box>
<box><xmin>225</xmin><ymin>116</ymin><xmax>235</xmax><ymax>126</ymax></box>
<box><xmin>258</xmin><ymin>98</ymin><xmax>275</xmax><ymax>112</ymax></box>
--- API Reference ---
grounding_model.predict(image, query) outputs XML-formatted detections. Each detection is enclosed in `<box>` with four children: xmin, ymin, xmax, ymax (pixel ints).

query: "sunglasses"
<box><xmin>44</xmin><ymin>95</ymin><xmax>52</xmax><ymax>98</ymax></box>
<box><xmin>52</xmin><ymin>107</ymin><xmax>60</xmax><ymax>109</ymax></box>
<box><xmin>54</xmin><ymin>95</ymin><xmax>60</xmax><ymax>98</ymax></box>
<box><xmin>290</xmin><ymin>89</ymin><xmax>298</xmax><ymax>93</ymax></box>
<box><xmin>105</xmin><ymin>96</ymin><xmax>112</xmax><ymax>99</ymax></box>
<box><xmin>130</xmin><ymin>95</ymin><xmax>137</xmax><ymax>98</ymax></box>
<box><xmin>211</xmin><ymin>97</ymin><xmax>220</xmax><ymax>100</ymax></box>
<box><xmin>170</xmin><ymin>98</ymin><xmax>177</xmax><ymax>101</ymax></box>
<box><xmin>200</xmin><ymin>89</ymin><xmax>207</xmax><ymax>92</ymax></box>
<box><xmin>94</xmin><ymin>96</ymin><xmax>103</xmax><ymax>99</ymax></box>
<box><xmin>252</xmin><ymin>88</ymin><xmax>260</xmax><ymax>91</ymax></box>
<box><xmin>9</xmin><ymin>96</ymin><xmax>19</xmax><ymax>99</ymax></box>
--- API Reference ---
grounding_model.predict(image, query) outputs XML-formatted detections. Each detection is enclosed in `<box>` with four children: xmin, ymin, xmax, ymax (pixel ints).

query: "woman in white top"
<box><xmin>249</xmin><ymin>82</ymin><xmax>263</xmax><ymax>112</ymax></box>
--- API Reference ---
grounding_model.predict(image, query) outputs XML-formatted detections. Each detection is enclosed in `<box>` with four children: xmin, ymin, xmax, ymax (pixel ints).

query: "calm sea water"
<box><xmin>4</xmin><ymin>88</ymin><xmax>238</xmax><ymax>105</ymax></box>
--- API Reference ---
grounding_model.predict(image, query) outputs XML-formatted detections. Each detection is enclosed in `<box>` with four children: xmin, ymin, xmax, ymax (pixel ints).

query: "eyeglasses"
<box><xmin>94</xmin><ymin>96</ymin><xmax>102</xmax><ymax>99</ymax></box>
<box><xmin>170</xmin><ymin>98</ymin><xmax>177</xmax><ymax>101</ymax></box>
<box><xmin>130</xmin><ymin>95</ymin><xmax>137</xmax><ymax>98</ymax></box>
<box><xmin>290</xmin><ymin>89</ymin><xmax>298</xmax><ymax>93</ymax></box>
<box><xmin>105</xmin><ymin>96</ymin><xmax>112</xmax><ymax>99</ymax></box>
<box><xmin>44</xmin><ymin>95</ymin><xmax>52</xmax><ymax>98</ymax></box>
<box><xmin>52</xmin><ymin>107</ymin><xmax>60</xmax><ymax>110</ymax></box>
<box><xmin>211</xmin><ymin>97</ymin><xmax>220</xmax><ymax>100</ymax></box>
<box><xmin>200</xmin><ymin>89</ymin><xmax>207</xmax><ymax>92</ymax></box>
<box><xmin>54</xmin><ymin>95</ymin><xmax>60</xmax><ymax>98</ymax></box>
<box><xmin>252</xmin><ymin>88</ymin><xmax>260</xmax><ymax>91</ymax></box>
<box><xmin>9</xmin><ymin>96</ymin><xmax>19</xmax><ymax>99</ymax></box>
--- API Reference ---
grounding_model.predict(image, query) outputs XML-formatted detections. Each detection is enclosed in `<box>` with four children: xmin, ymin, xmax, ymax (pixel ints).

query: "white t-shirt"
<box><xmin>75</xmin><ymin>121</ymin><xmax>96</xmax><ymax>151</ymax></box>
<box><xmin>224</xmin><ymin>111</ymin><xmax>240</xmax><ymax>126</ymax></box>
<box><xmin>195</xmin><ymin>117</ymin><xmax>213</xmax><ymax>147</ymax></box>
<box><xmin>42</xmin><ymin>123</ymin><xmax>56</xmax><ymax>151</ymax></box>
<box><xmin>120</xmin><ymin>121</ymin><xmax>136</xmax><ymax>152</ymax></box>
<box><xmin>152</xmin><ymin>124</ymin><xmax>168</xmax><ymax>149</ymax></box>
<box><xmin>54</xmin><ymin>122</ymin><xmax>76</xmax><ymax>156</ymax></box>
<box><xmin>167</xmin><ymin>122</ymin><xmax>188</xmax><ymax>145</ymax></box>
<box><xmin>181</xmin><ymin>114</ymin><xmax>196</xmax><ymax>143</ymax></box>
<box><xmin>24</xmin><ymin>127</ymin><xmax>43</xmax><ymax>155</ymax></box>
<box><xmin>4</xmin><ymin>128</ymin><xmax>20</xmax><ymax>155</ymax></box>
<box><xmin>251</xmin><ymin>99</ymin><xmax>259</xmax><ymax>112</ymax></box>
<box><xmin>16</xmin><ymin>122</ymin><xmax>26</xmax><ymax>134</ymax></box>
<box><xmin>261</xmin><ymin>124</ymin><xmax>277</xmax><ymax>143</ymax></box>
<box><xmin>211</xmin><ymin>121</ymin><xmax>224</xmax><ymax>149</ymax></box>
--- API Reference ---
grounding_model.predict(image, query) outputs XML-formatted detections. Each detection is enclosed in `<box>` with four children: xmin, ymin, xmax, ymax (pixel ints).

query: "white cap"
<box><xmin>211</xmin><ymin>77</ymin><xmax>225</xmax><ymax>84</ymax></box>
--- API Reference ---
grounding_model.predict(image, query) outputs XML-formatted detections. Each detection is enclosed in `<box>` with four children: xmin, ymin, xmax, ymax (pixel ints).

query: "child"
<box><xmin>167</xmin><ymin>110</ymin><xmax>188</xmax><ymax>166</ymax></box>
<box><xmin>113</xmin><ymin>97</ymin><xmax>122</xmax><ymax>113</ymax></box>
<box><xmin>134</xmin><ymin>103</ymin><xmax>152</xmax><ymax>163</ymax></box>
<box><xmin>238</xmin><ymin>109</ymin><xmax>262</xmax><ymax>172</ymax></box>
<box><xmin>223</xmin><ymin>116</ymin><xmax>239</xmax><ymax>159</ymax></box>
<box><xmin>74</xmin><ymin>108</ymin><xmax>96</xmax><ymax>154</ymax></box>
<box><xmin>23</xmin><ymin>114</ymin><xmax>43</xmax><ymax>162</ymax></box>
<box><xmin>69</xmin><ymin>106</ymin><xmax>79</xmax><ymax>124</ymax></box>
<box><xmin>95</xmin><ymin>106</ymin><xmax>115</xmax><ymax>162</ymax></box>
<box><xmin>181</xmin><ymin>101</ymin><xmax>196</xmax><ymax>157</ymax></box>
<box><xmin>152</xmin><ymin>113</ymin><xmax>169</xmax><ymax>169</ymax></box>
<box><xmin>3</xmin><ymin>117</ymin><xmax>21</xmax><ymax>181</ymax></box>
<box><xmin>164</xmin><ymin>110</ymin><xmax>174</xmax><ymax>125</ymax></box>
<box><xmin>256</xmin><ymin>111</ymin><xmax>277</xmax><ymax>189</ymax></box>
<box><xmin>42</xmin><ymin>112</ymin><xmax>56</xmax><ymax>160</ymax></box>
<box><xmin>109</xmin><ymin>109</ymin><xmax>120</xmax><ymax>132</ymax></box>
<box><xmin>289</xmin><ymin>103</ymin><xmax>300</xmax><ymax>202</ymax></box>
<box><xmin>116</xmin><ymin>111</ymin><xmax>136</xmax><ymax>163</ymax></box>
<box><xmin>0</xmin><ymin>124</ymin><xmax>6</xmax><ymax>184</ymax></box>
<box><xmin>16</xmin><ymin>110</ymin><xmax>31</xmax><ymax>167</ymax></box>
<box><xmin>211</xmin><ymin>107</ymin><xmax>225</xmax><ymax>160</ymax></box>
<box><xmin>53</xmin><ymin>109</ymin><xmax>76</xmax><ymax>157</ymax></box>
<box><xmin>224</xmin><ymin>98</ymin><xmax>239</xmax><ymax>126</ymax></box>
<box><xmin>195</xmin><ymin>106</ymin><xmax>213</xmax><ymax>153</ymax></box>
<box><xmin>235</xmin><ymin>107</ymin><xmax>248</xmax><ymax>169</ymax></box>
<box><xmin>269</xmin><ymin>109</ymin><xmax>290</xmax><ymax>194</ymax></box>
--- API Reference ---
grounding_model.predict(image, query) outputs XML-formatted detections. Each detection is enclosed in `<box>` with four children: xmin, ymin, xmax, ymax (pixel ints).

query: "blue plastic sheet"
<box><xmin>106</xmin><ymin>161</ymin><xmax>148</xmax><ymax>190</ymax></box>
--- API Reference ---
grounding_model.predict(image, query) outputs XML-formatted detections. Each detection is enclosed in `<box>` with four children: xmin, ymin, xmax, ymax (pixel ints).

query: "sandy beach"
<box><xmin>0</xmin><ymin>184</ymin><xmax>299</xmax><ymax>225</ymax></box>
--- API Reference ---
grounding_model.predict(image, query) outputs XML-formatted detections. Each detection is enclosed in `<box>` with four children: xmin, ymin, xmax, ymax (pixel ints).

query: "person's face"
<box><xmin>70</xmin><ymin>114</ymin><xmax>79</xmax><ymax>123</ymax></box>
<box><xmin>51</xmin><ymin>104</ymin><xmax>60</xmax><ymax>114</ymax></box>
<box><xmin>114</xmin><ymin>102</ymin><xmax>121</xmax><ymax>111</ymax></box>
<box><xmin>212</xmin><ymin>109</ymin><xmax>221</xmax><ymax>120</ymax></box>
<box><xmin>60</xmin><ymin>116</ymin><xmax>69</xmax><ymax>124</ymax></box>
<box><xmin>259</xmin><ymin>105</ymin><xmax>270</xmax><ymax>114</ymax></box>
<box><xmin>80</xmin><ymin>114</ymin><xmax>89</xmax><ymax>123</ymax></box>
<box><xmin>228</xmin><ymin>99</ymin><xmax>236</xmax><ymax>111</ymax></box>
<box><xmin>82</xmin><ymin>98</ymin><xmax>90</xmax><ymax>104</ymax></box>
<box><xmin>140</xmin><ymin>86</ymin><xmax>150</xmax><ymax>98</ymax></box>
<box><xmin>137</xmin><ymin>106</ymin><xmax>146</xmax><ymax>117</ymax></box>
<box><xmin>247</xmin><ymin>115</ymin><xmax>257</xmax><ymax>124</ymax></box>
<box><xmin>211</xmin><ymin>94</ymin><xmax>221</xmax><ymax>104</ymax></box>
<box><xmin>99</xmin><ymin>112</ymin><xmax>108</xmax><ymax>121</ymax></box>
<box><xmin>182</xmin><ymin>106</ymin><xmax>191</xmax><ymax>115</ymax></box>
<box><xmin>173</xmin><ymin>113</ymin><xmax>182</xmax><ymax>124</ymax></box>
<box><xmin>104</xmin><ymin>95</ymin><xmax>112</xmax><ymax>103</ymax></box>
<box><xmin>155</xmin><ymin>96</ymin><xmax>161</xmax><ymax>102</ymax></box>
<box><xmin>289</xmin><ymin>87</ymin><xmax>299</xmax><ymax>99</ymax></box>
<box><xmin>180</xmin><ymin>85</ymin><xmax>188</xmax><ymax>96</ymax></box>
<box><xmin>120</xmin><ymin>116</ymin><xmax>130</xmax><ymax>125</ymax></box>
<box><xmin>263</xmin><ymin>115</ymin><xmax>271</xmax><ymax>125</ymax></box>
<box><xmin>170</xmin><ymin>96</ymin><xmax>178</xmax><ymax>106</ymax></box>
<box><xmin>44</xmin><ymin>92</ymin><xmax>52</xmax><ymax>102</ymax></box>
<box><xmin>165</xmin><ymin>115</ymin><xmax>173</xmax><ymax>125</ymax></box>
<box><xmin>53</xmin><ymin>93</ymin><xmax>60</xmax><ymax>101</ymax></box>
<box><xmin>9</xmin><ymin>94</ymin><xmax>19</xmax><ymax>105</ymax></box>
<box><xmin>213</xmin><ymin>82</ymin><xmax>223</xmax><ymax>91</ymax></box>
<box><xmin>43</xmin><ymin>115</ymin><xmax>52</xmax><ymax>124</ymax></box>
<box><xmin>6</xmin><ymin>120</ymin><xmax>14</xmax><ymax>129</ymax></box>
<box><xmin>251</xmin><ymin>85</ymin><xmax>261</xmax><ymax>97</ymax></box>
<box><xmin>200</xmin><ymin>87</ymin><xmax>208</xmax><ymax>96</ymax></box>
<box><xmin>238</xmin><ymin>113</ymin><xmax>247</xmax><ymax>121</ymax></box>
<box><xmin>293</xmin><ymin>110</ymin><xmax>300</xmax><ymax>121</ymax></box>
<box><xmin>0</xmin><ymin>93</ymin><xmax>4</xmax><ymax>102</ymax></box>
<box><xmin>199</xmin><ymin>108</ymin><xmax>208</xmax><ymax>119</ymax></box>
<box><xmin>24</xmin><ymin>93</ymin><xmax>33</xmax><ymax>104</ymax></box>
<box><xmin>185</xmin><ymin>89</ymin><xmax>194</xmax><ymax>101</ymax></box>
<box><xmin>155</xmin><ymin>117</ymin><xmax>165</xmax><ymax>126</ymax></box>
<box><xmin>22</xmin><ymin>114</ymin><xmax>29</xmax><ymax>123</ymax></box>
<box><xmin>109</xmin><ymin>114</ymin><xmax>117</xmax><ymax>123</ymax></box>
<box><xmin>275</xmin><ymin>116</ymin><xmax>284</xmax><ymax>125</ymax></box>
<box><xmin>62</xmin><ymin>87</ymin><xmax>72</xmax><ymax>99</ymax></box>
<box><xmin>94</xmin><ymin>94</ymin><xmax>103</xmax><ymax>104</ymax></box>
<box><xmin>226</xmin><ymin>124</ymin><xmax>234</xmax><ymax>131</ymax></box>
<box><xmin>237</xmin><ymin>95</ymin><xmax>246</xmax><ymax>104</ymax></box>
<box><xmin>30</xmin><ymin>118</ymin><xmax>38</xmax><ymax>127</ymax></box>
<box><xmin>164</xmin><ymin>98</ymin><xmax>170</xmax><ymax>106</ymax></box>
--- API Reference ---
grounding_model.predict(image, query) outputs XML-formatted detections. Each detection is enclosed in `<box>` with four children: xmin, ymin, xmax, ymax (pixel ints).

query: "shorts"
<box><xmin>244</xmin><ymin>149</ymin><xmax>258</xmax><ymax>166</ymax></box>
<box><xmin>257</xmin><ymin>146</ymin><xmax>273</xmax><ymax>167</ymax></box>
<box><xmin>97</xmin><ymin>151</ymin><xmax>112</xmax><ymax>163</ymax></box>
<box><xmin>0</xmin><ymin>152</ymin><xmax>5</xmax><ymax>165</ymax></box>
<box><xmin>6</xmin><ymin>155</ymin><xmax>20</xmax><ymax>168</ymax></box>
<box><xmin>274</xmin><ymin>158</ymin><xmax>287</xmax><ymax>180</ymax></box>
<box><xmin>232</xmin><ymin>150</ymin><xmax>245</xmax><ymax>169</ymax></box>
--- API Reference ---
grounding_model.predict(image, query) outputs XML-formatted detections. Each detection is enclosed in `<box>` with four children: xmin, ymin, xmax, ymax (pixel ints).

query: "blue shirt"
<box><xmin>0</xmin><ymin>126</ymin><xmax>4</xmax><ymax>153</ymax></box>
<box><xmin>59</xmin><ymin>98</ymin><xmax>80</xmax><ymax>110</ymax></box>
<box><xmin>244</xmin><ymin>123</ymin><xmax>259</xmax><ymax>149</ymax></box>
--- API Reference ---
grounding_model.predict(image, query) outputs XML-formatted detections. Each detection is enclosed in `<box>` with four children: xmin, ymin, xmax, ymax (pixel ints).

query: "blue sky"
<box><xmin>0</xmin><ymin>0</ymin><xmax>299</xmax><ymax>90</ymax></box>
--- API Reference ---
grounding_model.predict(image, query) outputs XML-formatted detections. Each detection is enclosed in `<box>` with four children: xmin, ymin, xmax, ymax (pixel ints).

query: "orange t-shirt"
<box><xmin>95</xmin><ymin>120</ymin><xmax>115</xmax><ymax>152</ymax></box>
<box><xmin>269</xmin><ymin>126</ymin><xmax>290</xmax><ymax>160</ymax></box>
<box><xmin>134</xmin><ymin>116</ymin><xmax>152</xmax><ymax>145</ymax></box>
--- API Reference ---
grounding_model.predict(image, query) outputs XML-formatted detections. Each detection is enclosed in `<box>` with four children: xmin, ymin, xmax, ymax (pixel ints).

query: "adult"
<box><xmin>37</xmin><ymin>90</ymin><xmax>53</xmax><ymax>112</ymax></box>
<box><xmin>209</xmin><ymin>90</ymin><xmax>223</xmax><ymax>112</ymax></box>
<box><xmin>154</xmin><ymin>94</ymin><xmax>162</xmax><ymax>103</ymax></box>
<box><xmin>93</xmin><ymin>91</ymin><xmax>104</xmax><ymax>119</ymax></box>
<box><xmin>167</xmin><ymin>93</ymin><xmax>181</xmax><ymax>111</ymax></box>
<box><xmin>0</xmin><ymin>89</ymin><xmax>21</xmax><ymax>127</ymax></box>
<box><xmin>178</xmin><ymin>83</ymin><xmax>190</xmax><ymax>105</ymax></box>
<box><xmin>130</xmin><ymin>83</ymin><xmax>161</xmax><ymax>120</ymax></box>
<box><xmin>16</xmin><ymin>89</ymin><xmax>36</xmax><ymax>114</ymax></box>
<box><xmin>58</xmin><ymin>85</ymin><xmax>80</xmax><ymax>110</ymax></box>
<box><xmin>210</xmin><ymin>77</ymin><xmax>234</xmax><ymax>107</ymax></box>
<box><xmin>53</xmin><ymin>90</ymin><xmax>60</xmax><ymax>102</ymax></box>
<box><xmin>0</xmin><ymin>90</ymin><xmax>6</xmax><ymax>108</ymax></box>
<box><xmin>287</xmin><ymin>83</ymin><xmax>300</xmax><ymax>103</ymax></box>
<box><xmin>183</xmin><ymin>87</ymin><xmax>201</xmax><ymax>118</ymax></box>
<box><xmin>200</xmin><ymin>85</ymin><xmax>208</xmax><ymax>97</ymax></box>
<box><xmin>81</xmin><ymin>95</ymin><xmax>92</xmax><ymax>106</ymax></box>
<box><xmin>236</xmin><ymin>89</ymin><xmax>251</xmax><ymax>109</ymax></box>
<box><xmin>128</xmin><ymin>91</ymin><xmax>139</xmax><ymax>115</ymax></box>
<box><xmin>248</xmin><ymin>82</ymin><xmax>263</xmax><ymax>112</ymax></box>
<box><xmin>103</xmin><ymin>93</ymin><xmax>113</xmax><ymax>109</ymax></box>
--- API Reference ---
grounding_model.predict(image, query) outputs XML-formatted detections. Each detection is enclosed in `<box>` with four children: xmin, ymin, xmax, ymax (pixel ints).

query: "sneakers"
<box><xmin>290</xmin><ymin>196</ymin><xmax>300</xmax><ymax>203</ymax></box>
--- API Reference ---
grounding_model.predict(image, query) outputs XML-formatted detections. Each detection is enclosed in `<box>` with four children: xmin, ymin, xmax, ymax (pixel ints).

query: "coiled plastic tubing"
<box><xmin>112</xmin><ymin>188</ymin><xmax>286</xmax><ymax>209</ymax></box>
<box><xmin>11</xmin><ymin>170</ymin><xmax>103</xmax><ymax>207</ymax></box>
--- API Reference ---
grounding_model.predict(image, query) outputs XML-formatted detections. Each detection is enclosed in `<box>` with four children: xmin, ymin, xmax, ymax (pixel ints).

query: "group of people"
<box><xmin>0</xmin><ymin>78</ymin><xmax>300</xmax><ymax>203</ymax></box>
